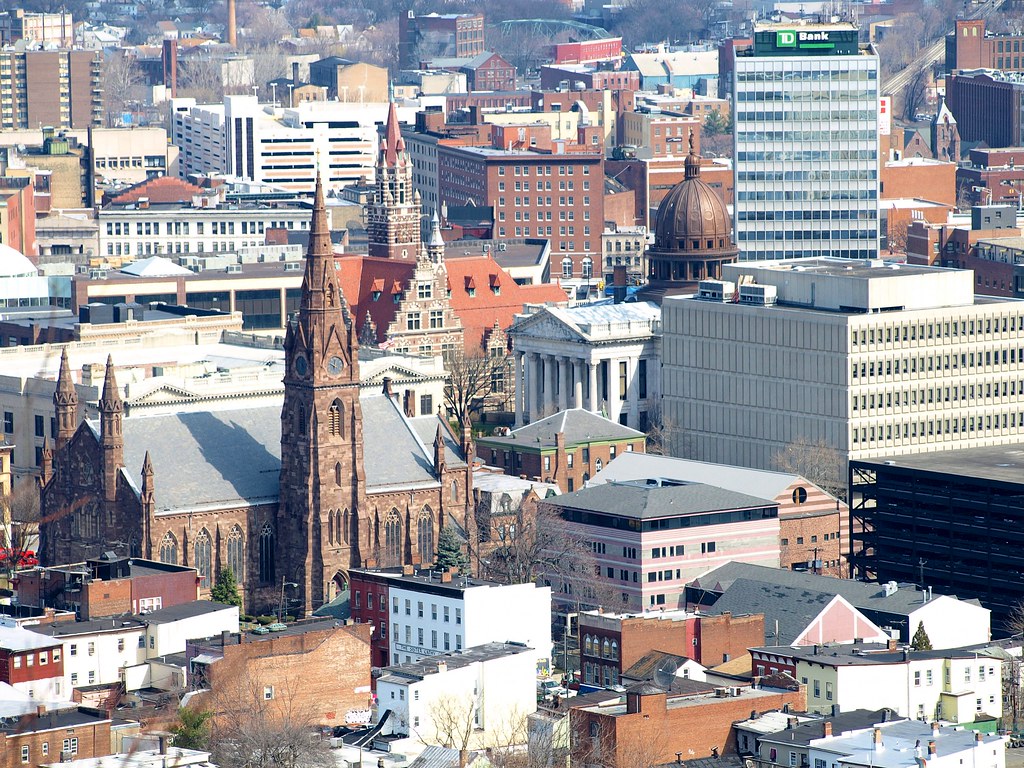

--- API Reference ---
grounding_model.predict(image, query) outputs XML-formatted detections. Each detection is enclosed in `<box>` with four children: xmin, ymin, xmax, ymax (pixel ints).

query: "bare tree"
<box><xmin>644</xmin><ymin>402</ymin><xmax>678</xmax><ymax>457</ymax></box>
<box><xmin>178</xmin><ymin>57</ymin><xmax>225</xmax><ymax>103</ymax></box>
<box><xmin>772</xmin><ymin>436</ymin><xmax>846</xmax><ymax>502</ymax></box>
<box><xmin>1</xmin><ymin>478</ymin><xmax>40</xmax><ymax>578</ymax></box>
<box><xmin>240</xmin><ymin>5</ymin><xmax>293</xmax><ymax>48</ymax></box>
<box><xmin>102</xmin><ymin>51</ymin><xmax>145</xmax><ymax>127</ymax></box>
<box><xmin>482</xmin><ymin>502</ymin><xmax>620</xmax><ymax>610</ymax></box>
<box><xmin>887</xmin><ymin>215</ymin><xmax>909</xmax><ymax>256</ymax></box>
<box><xmin>419</xmin><ymin>692</ymin><xmax>480</xmax><ymax>750</ymax></box>
<box><xmin>203</xmin><ymin>655</ymin><xmax>334</xmax><ymax>768</ymax></box>
<box><xmin>901</xmin><ymin>68</ymin><xmax>930</xmax><ymax>123</ymax></box>
<box><xmin>444</xmin><ymin>348</ymin><xmax>508</xmax><ymax>425</ymax></box>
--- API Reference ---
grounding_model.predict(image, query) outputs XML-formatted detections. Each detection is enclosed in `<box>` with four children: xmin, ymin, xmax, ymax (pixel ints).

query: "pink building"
<box><xmin>541</xmin><ymin>480</ymin><xmax>780</xmax><ymax>611</ymax></box>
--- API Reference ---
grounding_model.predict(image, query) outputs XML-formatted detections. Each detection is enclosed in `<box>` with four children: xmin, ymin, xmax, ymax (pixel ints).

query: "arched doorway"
<box><xmin>327</xmin><ymin>569</ymin><xmax>349</xmax><ymax>604</ymax></box>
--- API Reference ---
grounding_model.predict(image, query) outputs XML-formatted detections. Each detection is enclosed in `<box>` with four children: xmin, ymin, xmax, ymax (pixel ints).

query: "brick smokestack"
<box><xmin>227</xmin><ymin>0</ymin><xmax>237</xmax><ymax>47</ymax></box>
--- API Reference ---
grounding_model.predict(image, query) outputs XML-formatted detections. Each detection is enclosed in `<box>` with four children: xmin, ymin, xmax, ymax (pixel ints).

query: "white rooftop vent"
<box><xmin>225</xmin><ymin>264</ymin><xmax>242</xmax><ymax>274</ymax></box>
<box><xmin>697</xmin><ymin>279</ymin><xmax>736</xmax><ymax>302</ymax></box>
<box><xmin>882</xmin><ymin>581</ymin><xmax>899</xmax><ymax>597</ymax></box>
<box><xmin>284</xmin><ymin>262</ymin><xmax>302</xmax><ymax>272</ymax></box>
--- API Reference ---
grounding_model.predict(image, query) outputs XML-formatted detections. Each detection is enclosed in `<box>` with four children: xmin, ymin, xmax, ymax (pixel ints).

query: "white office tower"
<box><xmin>733</xmin><ymin>22</ymin><xmax>880</xmax><ymax>260</ymax></box>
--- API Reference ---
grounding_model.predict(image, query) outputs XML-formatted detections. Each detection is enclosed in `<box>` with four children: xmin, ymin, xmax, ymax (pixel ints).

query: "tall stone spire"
<box><xmin>54</xmin><ymin>347</ymin><xmax>78</xmax><ymax>451</ymax></box>
<box><xmin>98</xmin><ymin>355</ymin><xmax>123</xmax><ymax>502</ymax></box>
<box><xmin>367</xmin><ymin>102</ymin><xmax>420</xmax><ymax>259</ymax></box>
<box><xmin>301</xmin><ymin>174</ymin><xmax>342</xmax><ymax>314</ymax></box>
<box><xmin>382</xmin><ymin>101</ymin><xmax>406</xmax><ymax>168</ymax></box>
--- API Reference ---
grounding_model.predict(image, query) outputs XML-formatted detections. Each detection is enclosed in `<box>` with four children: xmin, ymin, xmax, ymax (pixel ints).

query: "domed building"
<box><xmin>637</xmin><ymin>140</ymin><xmax>738</xmax><ymax>304</ymax></box>
<box><xmin>0</xmin><ymin>244</ymin><xmax>48</xmax><ymax>309</ymax></box>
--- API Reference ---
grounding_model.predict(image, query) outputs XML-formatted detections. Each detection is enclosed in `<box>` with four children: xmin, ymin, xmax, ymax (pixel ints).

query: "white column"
<box><xmin>557</xmin><ymin>358</ymin><xmax>569</xmax><ymax>412</ymax></box>
<box><xmin>627</xmin><ymin>355</ymin><xmax>640</xmax><ymax>429</ymax></box>
<box><xmin>514</xmin><ymin>350</ymin><xmax>524</xmax><ymax>427</ymax></box>
<box><xmin>528</xmin><ymin>353</ymin><xmax>541</xmax><ymax>422</ymax></box>
<box><xmin>573</xmin><ymin>360</ymin><xmax>584</xmax><ymax>408</ymax></box>
<box><xmin>544</xmin><ymin>355</ymin><xmax>557</xmax><ymax>416</ymax></box>
<box><xmin>608</xmin><ymin>358</ymin><xmax>621</xmax><ymax>424</ymax></box>
<box><xmin>588</xmin><ymin>362</ymin><xmax>598</xmax><ymax>413</ymax></box>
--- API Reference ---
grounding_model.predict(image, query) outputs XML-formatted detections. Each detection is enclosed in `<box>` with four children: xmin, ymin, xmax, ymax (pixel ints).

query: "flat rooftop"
<box><xmin>578</xmin><ymin>682</ymin><xmax>798</xmax><ymax>717</ymax></box>
<box><xmin>853</xmin><ymin>443</ymin><xmax>1024</xmax><ymax>484</ymax></box>
<box><xmin>377</xmin><ymin>641</ymin><xmax>533</xmax><ymax>683</ymax></box>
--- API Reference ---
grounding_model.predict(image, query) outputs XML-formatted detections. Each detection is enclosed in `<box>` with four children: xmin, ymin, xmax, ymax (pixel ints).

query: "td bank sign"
<box><xmin>775</xmin><ymin>30</ymin><xmax>836</xmax><ymax>49</ymax></box>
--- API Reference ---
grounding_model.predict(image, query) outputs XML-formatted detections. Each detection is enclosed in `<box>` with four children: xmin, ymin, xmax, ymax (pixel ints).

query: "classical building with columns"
<box><xmin>509</xmin><ymin>301</ymin><xmax>662</xmax><ymax>430</ymax></box>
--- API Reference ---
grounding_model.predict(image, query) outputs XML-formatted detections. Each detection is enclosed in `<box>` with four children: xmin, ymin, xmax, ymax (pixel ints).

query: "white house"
<box><xmin>377</xmin><ymin>642</ymin><xmax>537</xmax><ymax>749</ymax></box>
<box><xmin>806</xmin><ymin>720</ymin><xmax>1005</xmax><ymax>768</ymax></box>
<box><xmin>142</xmin><ymin>602</ymin><xmax>239</xmax><ymax>657</ymax></box>
<box><xmin>30</xmin><ymin>618</ymin><xmax>146</xmax><ymax>693</ymax></box>
<box><xmin>754</xmin><ymin>643</ymin><xmax>1005</xmax><ymax>722</ymax></box>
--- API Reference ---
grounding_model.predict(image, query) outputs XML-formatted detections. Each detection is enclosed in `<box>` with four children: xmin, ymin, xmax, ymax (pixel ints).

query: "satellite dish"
<box><xmin>653</xmin><ymin>657</ymin><xmax>680</xmax><ymax>688</ymax></box>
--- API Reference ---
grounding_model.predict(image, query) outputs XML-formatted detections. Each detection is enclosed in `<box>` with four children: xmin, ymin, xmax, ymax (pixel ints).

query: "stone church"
<box><xmin>39</xmin><ymin>170</ymin><xmax>475</xmax><ymax>615</ymax></box>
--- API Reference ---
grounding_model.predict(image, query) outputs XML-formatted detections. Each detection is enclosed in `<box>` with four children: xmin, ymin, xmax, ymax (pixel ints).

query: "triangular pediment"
<box><xmin>126</xmin><ymin>384</ymin><xmax>200</xmax><ymax>405</ymax></box>
<box><xmin>512</xmin><ymin>310</ymin><xmax>584</xmax><ymax>342</ymax></box>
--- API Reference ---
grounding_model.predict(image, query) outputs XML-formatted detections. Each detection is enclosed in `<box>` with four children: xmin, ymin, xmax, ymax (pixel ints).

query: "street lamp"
<box><xmin>972</xmin><ymin>185</ymin><xmax>993</xmax><ymax>206</ymax></box>
<box><xmin>278</xmin><ymin>578</ymin><xmax>298</xmax><ymax>622</ymax></box>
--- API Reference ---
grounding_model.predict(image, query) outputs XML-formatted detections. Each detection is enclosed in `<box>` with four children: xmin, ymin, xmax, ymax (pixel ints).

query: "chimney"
<box><xmin>975</xmin><ymin>732</ymin><xmax>983</xmax><ymax>744</ymax></box>
<box><xmin>403</xmin><ymin>389</ymin><xmax>416</xmax><ymax>417</ymax></box>
<box><xmin>928</xmin><ymin>741</ymin><xmax>937</xmax><ymax>757</ymax></box>
<box><xmin>930</xmin><ymin>722</ymin><xmax>939</xmax><ymax>738</ymax></box>
<box><xmin>613</xmin><ymin>265</ymin><xmax>628</xmax><ymax>304</ymax></box>
<box><xmin>873</xmin><ymin>728</ymin><xmax>883</xmax><ymax>751</ymax></box>
<box><xmin>402</xmin><ymin>564</ymin><xmax>414</xmax><ymax>575</ymax></box>
<box><xmin>437</xmin><ymin>661</ymin><xmax>448</xmax><ymax>673</ymax></box>
<box><xmin>36</xmin><ymin>704</ymin><xmax>46</xmax><ymax>717</ymax></box>
<box><xmin>787</xmin><ymin>717</ymin><xmax>798</xmax><ymax>730</ymax></box>
<box><xmin>382</xmin><ymin>377</ymin><xmax>394</xmax><ymax>398</ymax></box>
<box><xmin>887</xmin><ymin>638</ymin><xmax>898</xmax><ymax>651</ymax></box>
<box><xmin>292</xmin><ymin>62</ymin><xmax>300</xmax><ymax>87</ymax></box>
<box><xmin>441</xmin><ymin>571</ymin><xmax>452</xmax><ymax>583</ymax></box>
<box><xmin>227</xmin><ymin>0</ymin><xmax>237</xmax><ymax>46</ymax></box>
<box><xmin>823</xmin><ymin>722</ymin><xmax>833</xmax><ymax>737</ymax></box>
<box><xmin>159</xmin><ymin>734</ymin><xmax>170</xmax><ymax>755</ymax></box>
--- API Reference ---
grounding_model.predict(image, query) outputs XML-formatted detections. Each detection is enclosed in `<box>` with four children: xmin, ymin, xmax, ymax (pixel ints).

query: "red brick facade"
<box><xmin>1</xmin><ymin>709</ymin><xmax>111</xmax><ymax>767</ymax></box>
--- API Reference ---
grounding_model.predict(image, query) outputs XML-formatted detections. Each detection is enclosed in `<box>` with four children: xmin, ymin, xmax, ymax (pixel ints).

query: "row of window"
<box><xmin>391</xmin><ymin>624</ymin><xmax>463</xmax><ymax>651</ymax></box>
<box><xmin>851</xmin><ymin>316</ymin><xmax>1024</xmax><ymax>347</ymax></box>
<box><xmin>12</xmin><ymin>646</ymin><xmax>59</xmax><ymax>668</ymax></box>
<box><xmin>499</xmin><ymin>164</ymin><xmax>591</xmax><ymax>177</ymax></box>
<box><xmin>158</xmin><ymin>523</ymin><xmax>274</xmax><ymax>587</ymax></box>
<box><xmin>582</xmin><ymin>635</ymin><xmax>619</xmax><ymax>659</ymax></box>
<box><xmin>851</xmin><ymin>350</ymin><xmax>1024</xmax><ymax>379</ymax></box>
<box><xmin>503</xmin><ymin>179</ymin><xmax>590</xmax><ymax>192</ymax></box>
<box><xmin>19</xmin><ymin>738</ymin><xmax>76</xmax><ymax>764</ymax></box>
<box><xmin>780</xmin><ymin>532</ymin><xmax>841</xmax><ymax>546</ymax></box>
<box><xmin>851</xmin><ymin>413</ymin><xmax>1024</xmax><ymax>444</ymax></box>
<box><xmin>104</xmin><ymin>219</ymin><xmax>302</xmax><ymax>236</ymax></box>
<box><xmin>853</xmin><ymin>381</ymin><xmax>1024</xmax><ymax>412</ymax></box>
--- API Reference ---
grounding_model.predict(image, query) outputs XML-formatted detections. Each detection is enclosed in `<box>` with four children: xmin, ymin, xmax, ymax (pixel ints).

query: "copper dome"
<box><xmin>653</xmin><ymin>150</ymin><xmax>732</xmax><ymax>252</ymax></box>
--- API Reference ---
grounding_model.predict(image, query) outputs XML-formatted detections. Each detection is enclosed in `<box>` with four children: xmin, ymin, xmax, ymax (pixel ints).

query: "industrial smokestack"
<box><xmin>227</xmin><ymin>0</ymin><xmax>237</xmax><ymax>47</ymax></box>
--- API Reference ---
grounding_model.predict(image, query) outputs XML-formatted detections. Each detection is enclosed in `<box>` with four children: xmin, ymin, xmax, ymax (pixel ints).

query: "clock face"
<box><xmin>294</xmin><ymin>355</ymin><xmax>308</xmax><ymax>377</ymax></box>
<box><xmin>328</xmin><ymin>356</ymin><xmax>345</xmax><ymax>375</ymax></box>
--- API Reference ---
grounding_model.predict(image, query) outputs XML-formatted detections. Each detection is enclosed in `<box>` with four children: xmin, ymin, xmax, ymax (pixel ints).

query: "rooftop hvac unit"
<box><xmin>225</xmin><ymin>264</ymin><xmax>242</xmax><ymax>274</ymax></box>
<box><xmin>696</xmin><ymin>279</ymin><xmax>735</xmax><ymax>302</ymax></box>
<box><xmin>284</xmin><ymin>262</ymin><xmax>302</xmax><ymax>272</ymax></box>
<box><xmin>498</xmin><ymin>242</ymin><xmax>507</xmax><ymax>251</ymax></box>
<box><xmin>88</xmin><ymin>269</ymin><xmax>107</xmax><ymax>280</ymax></box>
<box><xmin>738</xmin><ymin>283</ymin><xmax>777</xmax><ymax>307</ymax></box>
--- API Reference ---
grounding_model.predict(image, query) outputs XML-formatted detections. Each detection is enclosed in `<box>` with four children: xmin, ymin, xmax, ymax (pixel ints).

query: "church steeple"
<box><xmin>98</xmin><ymin>355</ymin><xmax>123</xmax><ymax>502</ymax></box>
<box><xmin>279</xmin><ymin>172</ymin><xmax>367</xmax><ymax>615</ymax></box>
<box><xmin>54</xmin><ymin>347</ymin><xmax>78</xmax><ymax>451</ymax></box>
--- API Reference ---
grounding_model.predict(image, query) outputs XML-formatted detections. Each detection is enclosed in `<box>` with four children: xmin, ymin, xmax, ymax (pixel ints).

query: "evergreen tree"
<box><xmin>172</xmin><ymin>707</ymin><xmax>212</xmax><ymax>751</ymax></box>
<box><xmin>435</xmin><ymin>526</ymin><xmax>468</xmax><ymax>573</ymax></box>
<box><xmin>210</xmin><ymin>567</ymin><xmax>242</xmax><ymax>608</ymax></box>
<box><xmin>911</xmin><ymin>621</ymin><xmax>933</xmax><ymax>651</ymax></box>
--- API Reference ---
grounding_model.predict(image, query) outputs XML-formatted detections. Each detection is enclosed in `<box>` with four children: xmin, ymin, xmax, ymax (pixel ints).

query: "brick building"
<box><xmin>38</xmin><ymin>174</ymin><xmax>475</xmax><ymax>617</ymax></box>
<box><xmin>880</xmin><ymin>158</ymin><xmax>956</xmax><ymax>207</ymax></box>
<box><xmin>578</xmin><ymin>607</ymin><xmax>764</xmax><ymax>686</ymax></box>
<box><xmin>0</xmin><ymin>49</ymin><xmax>102</xmax><ymax>130</ymax></box>
<box><xmin>15</xmin><ymin>554</ymin><xmax>199</xmax><ymax>619</ymax></box>
<box><xmin>620</xmin><ymin>111</ymin><xmax>702</xmax><ymax>161</ymax></box>
<box><xmin>189</xmin><ymin>619</ymin><xmax>373</xmax><ymax>728</ymax></box>
<box><xmin>474</xmin><ymin>410</ymin><xmax>645</xmax><ymax>494</ymax></box>
<box><xmin>946</xmin><ymin>70</ymin><xmax>1024</xmax><ymax>149</ymax></box>
<box><xmin>539</xmin><ymin>64</ymin><xmax>640</xmax><ymax>92</ymax></box>
<box><xmin>552</xmin><ymin>38</ymin><xmax>623</xmax><ymax>65</ymax></box>
<box><xmin>399</xmin><ymin>12</ymin><xmax>485</xmax><ymax>70</ymax></box>
<box><xmin>570</xmin><ymin>680</ymin><xmax>806</xmax><ymax>765</ymax></box>
<box><xmin>437</xmin><ymin>143</ymin><xmax>604</xmax><ymax>277</ymax></box>
<box><xmin>425</xmin><ymin>52</ymin><xmax>516</xmax><ymax>92</ymax></box>
<box><xmin>956</xmin><ymin>147</ymin><xmax>1024</xmax><ymax>207</ymax></box>
<box><xmin>1</xmin><ymin>707</ymin><xmax>111</xmax><ymax>767</ymax></box>
<box><xmin>308</xmin><ymin>58</ymin><xmax>389</xmax><ymax>102</ymax></box>
<box><xmin>946</xmin><ymin>19</ymin><xmax>1024</xmax><ymax>72</ymax></box>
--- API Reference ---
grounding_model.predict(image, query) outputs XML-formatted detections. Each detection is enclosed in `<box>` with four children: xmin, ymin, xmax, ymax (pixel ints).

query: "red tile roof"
<box><xmin>334</xmin><ymin>254</ymin><xmax>415</xmax><ymax>344</ymax></box>
<box><xmin>108</xmin><ymin>176</ymin><xmax>205</xmax><ymax>206</ymax></box>
<box><xmin>445</xmin><ymin>255</ymin><xmax>568</xmax><ymax>349</ymax></box>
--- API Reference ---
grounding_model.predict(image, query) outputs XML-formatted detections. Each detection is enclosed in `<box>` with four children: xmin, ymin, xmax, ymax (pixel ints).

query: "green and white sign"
<box><xmin>775</xmin><ymin>29</ymin><xmax>836</xmax><ymax>49</ymax></box>
<box><xmin>776</xmin><ymin>30</ymin><xmax>796</xmax><ymax>47</ymax></box>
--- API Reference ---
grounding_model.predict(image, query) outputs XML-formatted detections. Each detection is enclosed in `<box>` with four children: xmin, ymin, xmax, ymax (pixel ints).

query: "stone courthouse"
<box><xmin>39</xmin><ymin>178</ymin><xmax>475</xmax><ymax>614</ymax></box>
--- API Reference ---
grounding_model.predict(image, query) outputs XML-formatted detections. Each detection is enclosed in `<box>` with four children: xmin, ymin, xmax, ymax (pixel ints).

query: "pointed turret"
<box><xmin>427</xmin><ymin>211</ymin><xmax>445</xmax><ymax>264</ymax></box>
<box><xmin>98</xmin><ymin>355</ymin><xmax>124</xmax><ymax>502</ymax></box>
<box><xmin>301</xmin><ymin>174</ymin><xmax>342</xmax><ymax>313</ymax></box>
<box><xmin>53</xmin><ymin>347</ymin><xmax>78</xmax><ymax>451</ymax></box>
<box><xmin>39</xmin><ymin>437</ymin><xmax>52</xmax><ymax>487</ymax></box>
<box><xmin>433</xmin><ymin>420</ymin><xmax>446</xmax><ymax>476</ymax></box>
<box><xmin>141</xmin><ymin>451</ymin><xmax>154</xmax><ymax>505</ymax></box>
<box><xmin>382</xmin><ymin>101</ymin><xmax>406</xmax><ymax>168</ymax></box>
<box><xmin>460</xmin><ymin>410</ymin><xmax>474</xmax><ymax>462</ymax></box>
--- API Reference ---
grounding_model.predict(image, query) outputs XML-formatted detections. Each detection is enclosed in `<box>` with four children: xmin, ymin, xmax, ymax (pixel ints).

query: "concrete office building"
<box><xmin>661</xmin><ymin>258</ymin><xmax>1024</xmax><ymax>489</ymax></box>
<box><xmin>733</xmin><ymin>22</ymin><xmax>880</xmax><ymax>260</ymax></box>
<box><xmin>0</xmin><ymin>49</ymin><xmax>102</xmax><ymax>130</ymax></box>
<box><xmin>169</xmin><ymin>96</ymin><xmax>420</xmax><ymax>193</ymax></box>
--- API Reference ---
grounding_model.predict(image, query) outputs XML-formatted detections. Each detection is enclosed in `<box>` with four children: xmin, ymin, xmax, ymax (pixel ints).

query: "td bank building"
<box><xmin>733</xmin><ymin>22</ymin><xmax>880</xmax><ymax>260</ymax></box>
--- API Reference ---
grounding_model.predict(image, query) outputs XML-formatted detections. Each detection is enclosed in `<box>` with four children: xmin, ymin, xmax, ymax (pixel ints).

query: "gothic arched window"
<box><xmin>159</xmin><ymin>532</ymin><xmax>177</xmax><ymax>565</ymax></box>
<box><xmin>343</xmin><ymin>509</ymin><xmax>350</xmax><ymax>545</ymax></box>
<box><xmin>335</xmin><ymin>462</ymin><xmax>342</xmax><ymax>487</ymax></box>
<box><xmin>328</xmin><ymin>401</ymin><xmax>342</xmax><ymax>437</ymax></box>
<box><xmin>417</xmin><ymin>508</ymin><xmax>434</xmax><ymax>563</ymax></box>
<box><xmin>328</xmin><ymin>510</ymin><xmax>335</xmax><ymax>545</ymax></box>
<box><xmin>194</xmin><ymin>529</ymin><xmax>212</xmax><ymax>589</ymax></box>
<box><xmin>226</xmin><ymin>525</ymin><xmax>244</xmax><ymax>582</ymax></box>
<box><xmin>259</xmin><ymin>523</ymin><xmax>275</xmax><ymax>584</ymax></box>
<box><xmin>384</xmin><ymin>509</ymin><xmax>402</xmax><ymax>567</ymax></box>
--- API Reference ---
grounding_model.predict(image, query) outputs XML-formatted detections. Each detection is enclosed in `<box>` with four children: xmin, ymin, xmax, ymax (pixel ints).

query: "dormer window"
<box><xmin>371</xmin><ymin>291</ymin><xmax>381</xmax><ymax>301</ymax></box>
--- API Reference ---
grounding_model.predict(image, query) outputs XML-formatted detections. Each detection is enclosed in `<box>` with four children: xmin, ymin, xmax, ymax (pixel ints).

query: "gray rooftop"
<box><xmin>138</xmin><ymin>600</ymin><xmax>235</xmax><ymax>624</ymax></box>
<box><xmin>589</xmin><ymin>453</ymin><xmax>804</xmax><ymax>501</ymax></box>
<box><xmin>853</xmin><ymin>443</ymin><xmax>1024</xmax><ymax>485</ymax></box>
<box><xmin>376</xmin><ymin>641</ymin><xmax>533</xmax><ymax>684</ymax></box>
<box><xmin>91</xmin><ymin>391</ymin><xmax>458</xmax><ymax>513</ymax></box>
<box><xmin>756</xmin><ymin>709</ymin><xmax>897</xmax><ymax>747</ymax></box>
<box><xmin>544</xmin><ymin>481</ymin><xmax>777</xmax><ymax>520</ymax></box>
<box><xmin>31</xmin><ymin>617</ymin><xmax>146</xmax><ymax>638</ymax></box>
<box><xmin>690</xmin><ymin>562</ymin><xmax>983</xmax><ymax>621</ymax></box>
<box><xmin>478</xmin><ymin>408</ymin><xmax>645</xmax><ymax>449</ymax></box>
<box><xmin>811</xmin><ymin>719</ymin><xmax>1003</xmax><ymax>767</ymax></box>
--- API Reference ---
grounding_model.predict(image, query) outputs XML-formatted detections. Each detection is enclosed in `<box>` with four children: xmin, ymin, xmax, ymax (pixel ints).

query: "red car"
<box><xmin>0</xmin><ymin>549</ymin><xmax>38</xmax><ymax>568</ymax></box>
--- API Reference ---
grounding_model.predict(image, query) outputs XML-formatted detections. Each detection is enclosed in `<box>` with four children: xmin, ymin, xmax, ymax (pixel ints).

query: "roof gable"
<box><xmin>791</xmin><ymin>594</ymin><xmax>891</xmax><ymax>647</ymax></box>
